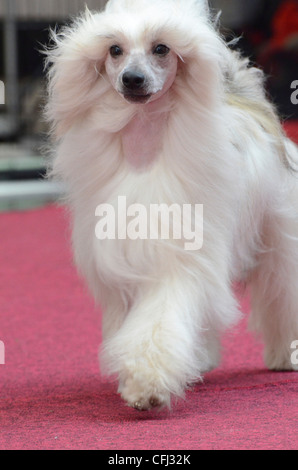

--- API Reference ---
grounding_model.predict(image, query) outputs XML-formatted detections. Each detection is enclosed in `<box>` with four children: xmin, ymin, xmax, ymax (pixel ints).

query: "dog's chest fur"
<box><xmin>121</xmin><ymin>106</ymin><xmax>168</xmax><ymax>169</ymax></box>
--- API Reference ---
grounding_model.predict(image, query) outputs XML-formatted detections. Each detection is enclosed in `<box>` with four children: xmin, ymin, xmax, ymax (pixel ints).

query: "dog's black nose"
<box><xmin>122</xmin><ymin>71</ymin><xmax>145</xmax><ymax>90</ymax></box>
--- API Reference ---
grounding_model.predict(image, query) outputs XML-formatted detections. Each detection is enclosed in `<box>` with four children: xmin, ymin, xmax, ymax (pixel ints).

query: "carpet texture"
<box><xmin>0</xmin><ymin>124</ymin><xmax>297</xmax><ymax>450</ymax></box>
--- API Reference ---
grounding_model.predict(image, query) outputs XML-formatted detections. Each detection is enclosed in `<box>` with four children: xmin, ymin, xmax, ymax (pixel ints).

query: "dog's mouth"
<box><xmin>123</xmin><ymin>93</ymin><xmax>152</xmax><ymax>104</ymax></box>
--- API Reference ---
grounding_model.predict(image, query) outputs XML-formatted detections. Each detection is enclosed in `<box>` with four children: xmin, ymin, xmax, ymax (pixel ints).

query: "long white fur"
<box><xmin>45</xmin><ymin>0</ymin><xmax>298</xmax><ymax>410</ymax></box>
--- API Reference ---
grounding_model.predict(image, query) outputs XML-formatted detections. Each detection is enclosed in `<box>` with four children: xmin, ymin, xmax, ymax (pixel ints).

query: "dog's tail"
<box><xmin>223</xmin><ymin>48</ymin><xmax>296</xmax><ymax>171</ymax></box>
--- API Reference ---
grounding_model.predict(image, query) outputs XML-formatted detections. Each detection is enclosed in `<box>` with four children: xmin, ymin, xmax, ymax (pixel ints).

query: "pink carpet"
<box><xmin>0</xmin><ymin>123</ymin><xmax>297</xmax><ymax>450</ymax></box>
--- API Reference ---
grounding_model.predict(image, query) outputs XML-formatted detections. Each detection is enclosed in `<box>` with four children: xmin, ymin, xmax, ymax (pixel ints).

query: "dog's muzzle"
<box><xmin>121</xmin><ymin>70</ymin><xmax>152</xmax><ymax>104</ymax></box>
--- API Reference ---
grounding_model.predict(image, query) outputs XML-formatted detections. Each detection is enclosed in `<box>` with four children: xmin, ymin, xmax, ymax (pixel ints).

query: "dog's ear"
<box><xmin>44</xmin><ymin>10</ymin><xmax>112</xmax><ymax>137</ymax></box>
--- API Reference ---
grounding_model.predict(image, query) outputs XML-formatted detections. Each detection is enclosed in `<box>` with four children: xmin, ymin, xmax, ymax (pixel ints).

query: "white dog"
<box><xmin>45</xmin><ymin>0</ymin><xmax>298</xmax><ymax>410</ymax></box>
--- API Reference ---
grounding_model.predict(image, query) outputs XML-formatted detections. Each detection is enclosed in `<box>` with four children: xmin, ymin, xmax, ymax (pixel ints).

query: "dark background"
<box><xmin>0</xmin><ymin>0</ymin><xmax>297</xmax><ymax>142</ymax></box>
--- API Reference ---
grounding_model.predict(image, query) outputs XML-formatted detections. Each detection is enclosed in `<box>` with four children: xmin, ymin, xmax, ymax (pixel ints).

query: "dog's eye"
<box><xmin>110</xmin><ymin>45</ymin><xmax>123</xmax><ymax>58</ymax></box>
<box><xmin>153</xmin><ymin>44</ymin><xmax>170</xmax><ymax>56</ymax></box>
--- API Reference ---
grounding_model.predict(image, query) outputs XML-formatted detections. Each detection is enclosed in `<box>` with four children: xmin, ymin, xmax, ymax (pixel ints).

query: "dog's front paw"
<box><xmin>264</xmin><ymin>343</ymin><xmax>298</xmax><ymax>371</ymax></box>
<box><xmin>118</xmin><ymin>372</ymin><xmax>172</xmax><ymax>411</ymax></box>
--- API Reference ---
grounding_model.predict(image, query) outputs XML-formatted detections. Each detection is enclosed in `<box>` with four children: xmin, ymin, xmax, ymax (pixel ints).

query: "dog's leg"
<box><xmin>249</xmin><ymin>195</ymin><xmax>298</xmax><ymax>371</ymax></box>
<box><xmin>101</xmin><ymin>289</ymin><xmax>130</xmax><ymax>341</ymax></box>
<box><xmin>101</xmin><ymin>275</ymin><xmax>222</xmax><ymax>410</ymax></box>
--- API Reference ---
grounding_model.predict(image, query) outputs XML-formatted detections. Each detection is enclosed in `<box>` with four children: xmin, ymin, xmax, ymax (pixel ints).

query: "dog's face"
<box><xmin>105</xmin><ymin>38</ymin><xmax>178</xmax><ymax>104</ymax></box>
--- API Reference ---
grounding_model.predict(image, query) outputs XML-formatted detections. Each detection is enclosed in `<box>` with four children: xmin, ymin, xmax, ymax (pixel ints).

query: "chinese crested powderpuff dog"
<box><xmin>45</xmin><ymin>0</ymin><xmax>298</xmax><ymax>410</ymax></box>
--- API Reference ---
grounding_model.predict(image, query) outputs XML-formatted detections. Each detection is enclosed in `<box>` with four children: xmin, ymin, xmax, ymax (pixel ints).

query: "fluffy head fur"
<box><xmin>46</xmin><ymin>0</ymin><xmax>298</xmax><ymax>410</ymax></box>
